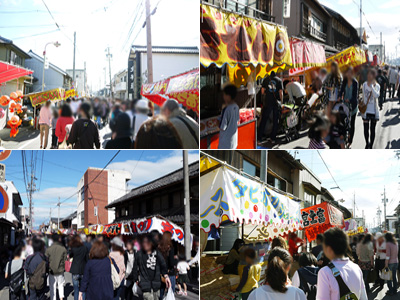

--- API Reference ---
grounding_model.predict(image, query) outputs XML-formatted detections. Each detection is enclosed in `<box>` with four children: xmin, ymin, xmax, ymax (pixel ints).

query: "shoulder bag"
<box><xmin>358</xmin><ymin>90</ymin><xmax>372</xmax><ymax>115</ymax></box>
<box><xmin>328</xmin><ymin>262</ymin><xmax>358</xmax><ymax>300</ymax></box>
<box><xmin>110</xmin><ymin>257</ymin><xmax>121</xmax><ymax>290</ymax></box>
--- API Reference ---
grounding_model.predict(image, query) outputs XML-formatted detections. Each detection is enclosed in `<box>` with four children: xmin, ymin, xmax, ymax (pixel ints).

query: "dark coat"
<box><xmin>68</xmin><ymin>119</ymin><xmax>100</xmax><ymax>149</ymax></box>
<box><xmin>69</xmin><ymin>245</ymin><xmax>88</xmax><ymax>275</ymax></box>
<box><xmin>80</xmin><ymin>257</ymin><xmax>119</xmax><ymax>300</ymax></box>
<box><xmin>338</xmin><ymin>78</ymin><xmax>359</xmax><ymax>111</ymax></box>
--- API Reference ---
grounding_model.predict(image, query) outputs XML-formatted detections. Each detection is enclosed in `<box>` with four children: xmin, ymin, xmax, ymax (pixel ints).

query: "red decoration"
<box><xmin>0</xmin><ymin>95</ymin><xmax>10</xmax><ymax>106</ymax></box>
<box><xmin>9</xmin><ymin>102</ymin><xmax>22</xmax><ymax>114</ymax></box>
<box><xmin>7</xmin><ymin>115</ymin><xmax>22</xmax><ymax>137</ymax></box>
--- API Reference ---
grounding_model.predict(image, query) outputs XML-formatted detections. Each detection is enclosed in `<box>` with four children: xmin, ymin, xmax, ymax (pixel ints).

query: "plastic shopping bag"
<box><xmin>164</xmin><ymin>287</ymin><xmax>175</xmax><ymax>300</ymax></box>
<box><xmin>132</xmin><ymin>282</ymin><xmax>142</xmax><ymax>297</ymax></box>
<box><xmin>380</xmin><ymin>268</ymin><xmax>392</xmax><ymax>281</ymax></box>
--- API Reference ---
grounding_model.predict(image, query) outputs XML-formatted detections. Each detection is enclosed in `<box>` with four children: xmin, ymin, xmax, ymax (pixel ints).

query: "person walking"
<box><xmin>131</xmin><ymin>99</ymin><xmax>150</xmax><ymax>143</ymax></box>
<box><xmin>24</xmin><ymin>239</ymin><xmax>49</xmax><ymax>300</ymax></box>
<box><xmin>316</xmin><ymin>227</ymin><xmax>367</xmax><ymax>300</ymax></box>
<box><xmin>68</xmin><ymin>102</ymin><xmax>100</xmax><ymax>149</ymax></box>
<box><xmin>132</xmin><ymin>234</ymin><xmax>171</xmax><ymax>300</ymax></box>
<box><xmin>291</xmin><ymin>252</ymin><xmax>320</xmax><ymax>299</ymax></box>
<box><xmin>218</xmin><ymin>83</ymin><xmax>240</xmax><ymax>149</ymax></box>
<box><xmin>376</xmin><ymin>69</ymin><xmax>388</xmax><ymax>110</ymax></box>
<box><xmin>311</xmin><ymin>234</ymin><xmax>324</xmax><ymax>260</ymax></box>
<box><xmin>248</xmin><ymin>247</ymin><xmax>306</xmax><ymax>300</ymax></box>
<box><xmin>79</xmin><ymin>240</ymin><xmax>119</xmax><ymax>300</ymax></box>
<box><xmin>357</xmin><ymin>233</ymin><xmax>374</xmax><ymax>294</ymax></box>
<box><xmin>323</xmin><ymin>61</ymin><xmax>343</xmax><ymax>117</ymax></box>
<box><xmin>235</xmin><ymin>248</ymin><xmax>261</xmax><ymax>300</ymax></box>
<box><xmin>38</xmin><ymin>100</ymin><xmax>52</xmax><ymax>149</ymax></box>
<box><xmin>109</xmin><ymin>237</ymin><xmax>126</xmax><ymax>300</ymax></box>
<box><xmin>158</xmin><ymin>232</ymin><xmax>176</xmax><ymax>298</ymax></box>
<box><xmin>55</xmin><ymin>104</ymin><xmax>75</xmax><ymax>148</ymax></box>
<box><xmin>361</xmin><ymin>69</ymin><xmax>380</xmax><ymax>149</ymax></box>
<box><xmin>46</xmin><ymin>234</ymin><xmax>67</xmax><ymax>300</ymax></box>
<box><xmin>5</xmin><ymin>245</ymin><xmax>26</xmax><ymax>300</ymax></box>
<box><xmin>388</xmin><ymin>67</ymin><xmax>399</xmax><ymax>98</ymax></box>
<box><xmin>69</xmin><ymin>235</ymin><xmax>88</xmax><ymax>300</ymax></box>
<box><xmin>105</xmin><ymin>112</ymin><xmax>133</xmax><ymax>149</ymax></box>
<box><xmin>338</xmin><ymin>66</ymin><xmax>359</xmax><ymax>147</ymax></box>
<box><xmin>385</xmin><ymin>232</ymin><xmax>398</xmax><ymax>296</ymax></box>
<box><xmin>374</xmin><ymin>232</ymin><xmax>386</xmax><ymax>288</ymax></box>
<box><xmin>124</xmin><ymin>240</ymin><xmax>136</xmax><ymax>300</ymax></box>
<box><xmin>161</xmin><ymin>98</ymin><xmax>199</xmax><ymax>149</ymax></box>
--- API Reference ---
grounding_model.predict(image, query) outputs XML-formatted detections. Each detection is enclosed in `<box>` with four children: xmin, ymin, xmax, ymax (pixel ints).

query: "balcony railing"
<box><xmin>303</xmin><ymin>17</ymin><xmax>327</xmax><ymax>42</ymax></box>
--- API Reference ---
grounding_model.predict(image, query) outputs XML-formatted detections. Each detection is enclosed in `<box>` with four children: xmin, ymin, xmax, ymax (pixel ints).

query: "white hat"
<box><xmin>111</xmin><ymin>236</ymin><xmax>124</xmax><ymax>248</ymax></box>
<box><xmin>135</xmin><ymin>99</ymin><xmax>149</xmax><ymax>110</ymax></box>
<box><xmin>375</xmin><ymin>232</ymin><xmax>383</xmax><ymax>239</ymax></box>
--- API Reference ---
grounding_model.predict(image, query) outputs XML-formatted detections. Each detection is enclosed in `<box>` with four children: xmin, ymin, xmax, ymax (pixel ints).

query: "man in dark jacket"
<box><xmin>46</xmin><ymin>234</ymin><xmax>67</xmax><ymax>300</ymax></box>
<box><xmin>132</xmin><ymin>234</ymin><xmax>171</xmax><ymax>300</ymax></box>
<box><xmin>24</xmin><ymin>238</ymin><xmax>49</xmax><ymax>300</ymax></box>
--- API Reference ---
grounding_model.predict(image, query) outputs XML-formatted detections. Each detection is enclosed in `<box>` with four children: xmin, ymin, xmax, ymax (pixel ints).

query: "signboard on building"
<box><xmin>128</xmin><ymin>60</ymin><xmax>134</xmax><ymax>100</ymax></box>
<box><xmin>0</xmin><ymin>164</ymin><xmax>5</xmax><ymax>182</ymax></box>
<box><xmin>0</xmin><ymin>185</ymin><xmax>9</xmax><ymax>214</ymax></box>
<box><xmin>0</xmin><ymin>150</ymin><xmax>12</xmax><ymax>161</ymax></box>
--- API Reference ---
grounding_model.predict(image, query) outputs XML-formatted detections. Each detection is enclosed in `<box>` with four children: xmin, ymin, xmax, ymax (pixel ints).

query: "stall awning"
<box><xmin>141</xmin><ymin>68</ymin><xmax>199</xmax><ymax>114</ymax></box>
<box><xmin>201</xmin><ymin>4</ymin><xmax>293</xmax><ymax>87</ymax></box>
<box><xmin>326</xmin><ymin>46</ymin><xmax>366</xmax><ymax>70</ymax></box>
<box><xmin>290</xmin><ymin>39</ymin><xmax>326</xmax><ymax>68</ymax></box>
<box><xmin>200</xmin><ymin>166</ymin><xmax>301</xmax><ymax>241</ymax></box>
<box><xmin>27</xmin><ymin>88</ymin><xmax>66</xmax><ymax>107</ymax></box>
<box><xmin>0</xmin><ymin>61</ymin><xmax>33</xmax><ymax>85</ymax></box>
<box><xmin>301</xmin><ymin>202</ymin><xmax>344</xmax><ymax>242</ymax></box>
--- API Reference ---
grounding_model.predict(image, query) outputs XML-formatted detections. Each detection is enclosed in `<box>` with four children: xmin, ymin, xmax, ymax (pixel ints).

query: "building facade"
<box><xmin>66</xmin><ymin>69</ymin><xmax>86</xmax><ymax>97</ymax></box>
<box><xmin>77</xmin><ymin>168</ymin><xmax>131</xmax><ymax>229</ymax></box>
<box><xmin>128</xmin><ymin>46</ymin><xmax>199</xmax><ymax>99</ymax></box>
<box><xmin>113</xmin><ymin>69</ymin><xmax>128</xmax><ymax>100</ymax></box>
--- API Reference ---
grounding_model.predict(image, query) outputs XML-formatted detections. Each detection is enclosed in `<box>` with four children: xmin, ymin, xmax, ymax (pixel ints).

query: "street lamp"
<box><xmin>42</xmin><ymin>41</ymin><xmax>61</xmax><ymax>92</ymax></box>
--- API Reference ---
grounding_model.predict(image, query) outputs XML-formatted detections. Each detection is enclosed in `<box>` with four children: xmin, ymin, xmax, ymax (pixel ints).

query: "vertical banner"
<box><xmin>128</xmin><ymin>59</ymin><xmax>134</xmax><ymax>100</ymax></box>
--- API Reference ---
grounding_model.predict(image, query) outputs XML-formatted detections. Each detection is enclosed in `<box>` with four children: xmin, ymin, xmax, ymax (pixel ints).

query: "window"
<box><xmin>243</xmin><ymin>159</ymin><xmax>257</xmax><ymax>177</ymax></box>
<box><xmin>140</xmin><ymin>201</ymin><xmax>146</xmax><ymax>215</ymax></box>
<box><xmin>80</xmin><ymin>212</ymin><xmax>84</xmax><ymax>226</ymax></box>
<box><xmin>304</xmin><ymin>190</ymin><xmax>316</xmax><ymax>206</ymax></box>
<box><xmin>267</xmin><ymin>174</ymin><xmax>287</xmax><ymax>192</ymax></box>
<box><xmin>80</xmin><ymin>187</ymin><xmax>85</xmax><ymax>202</ymax></box>
<box><xmin>311</xmin><ymin>15</ymin><xmax>323</xmax><ymax>33</ymax></box>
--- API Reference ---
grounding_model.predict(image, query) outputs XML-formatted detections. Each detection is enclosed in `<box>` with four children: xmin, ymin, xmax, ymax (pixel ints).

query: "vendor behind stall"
<box><xmin>218</xmin><ymin>84</ymin><xmax>240</xmax><ymax>149</ymax></box>
<box><xmin>222</xmin><ymin>239</ymin><xmax>244</xmax><ymax>275</ymax></box>
<box><xmin>283</xmin><ymin>80</ymin><xmax>306</xmax><ymax>104</ymax></box>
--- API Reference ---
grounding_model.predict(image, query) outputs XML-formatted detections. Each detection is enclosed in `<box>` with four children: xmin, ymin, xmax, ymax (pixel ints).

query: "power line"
<box><xmin>317</xmin><ymin>150</ymin><xmax>343</xmax><ymax>192</ymax></box>
<box><xmin>11</xmin><ymin>29</ymin><xmax>61</xmax><ymax>40</ymax></box>
<box><xmin>41</xmin><ymin>0</ymin><xmax>60</xmax><ymax>28</ymax></box>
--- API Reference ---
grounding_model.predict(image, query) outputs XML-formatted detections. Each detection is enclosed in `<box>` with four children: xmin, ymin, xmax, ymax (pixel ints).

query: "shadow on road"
<box><xmin>381</xmin><ymin>114</ymin><xmax>400</xmax><ymax>128</ymax></box>
<box><xmin>385</xmin><ymin>139</ymin><xmax>400</xmax><ymax>149</ymax></box>
<box><xmin>0</xmin><ymin>126</ymin><xmax>39</xmax><ymax>142</ymax></box>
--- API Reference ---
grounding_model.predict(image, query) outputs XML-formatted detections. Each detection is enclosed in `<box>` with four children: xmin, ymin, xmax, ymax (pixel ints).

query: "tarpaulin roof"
<box><xmin>141</xmin><ymin>68</ymin><xmax>199</xmax><ymax>114</ymax></box>
<box><xmin>0</xmin><ymin>61</ymin><xmax>33</xmax><ymax>85</ymax></box>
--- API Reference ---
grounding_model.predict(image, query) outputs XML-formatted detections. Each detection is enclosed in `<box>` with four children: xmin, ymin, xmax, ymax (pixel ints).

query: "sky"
<box><xmin>2</xmin><ymin>150</ymin><xmax>199</xmax><ymax>228</ymax></box>
<box><xmin>0</xmin><ymin>0</ymin><xmax>199</xmax><ymax>92</ymax></box>
<box><xmin>319</xmin><ymin>0</ymin><xmax>400</xmax><ymax>60</ymax></box>
<box><xmin>293</xmin><ymin>150</ymin><xmax>400</xmax><ymax>229</ymax></box>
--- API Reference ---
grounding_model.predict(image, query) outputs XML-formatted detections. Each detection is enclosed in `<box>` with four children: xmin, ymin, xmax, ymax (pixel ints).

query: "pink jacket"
<box><xmin>386</xmin><ymin>242</ymin><xmax>399</xmax><ymax>264</ymax></box>
<box><xmin>39</xmin><ymin>106</ymin><xmax>52</xmax><ymax>126</ymax></box>
<box><xmin>110</xmin><ymin>251</ymin><xmax>126</xmax><ymax>282</ymax></box>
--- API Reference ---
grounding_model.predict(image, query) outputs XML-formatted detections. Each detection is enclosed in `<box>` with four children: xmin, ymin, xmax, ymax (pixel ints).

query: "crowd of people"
<box><xmin>36</xmin><ymin>96</ymin><xmax>199</xmax><ymax>150</ymax></box>
<box><xmin>215</xmin><ymin>63</ymin><xmax>400</xmax><ymax>150</ymax></box>
<box><xmin>222</xmin><ymin>227</ymin><xmax>399</xmax><ymax>300</ymax></box>
<box><xmin>3</xmin><ymin>231</ymin><xmax>199</xmax><ymax>300</ymax></box>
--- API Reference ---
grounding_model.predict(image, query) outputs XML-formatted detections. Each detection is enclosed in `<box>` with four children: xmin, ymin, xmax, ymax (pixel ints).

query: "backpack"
<box><xmin>297</xmin><ymin>267</ymin><xmax>318</xmax><ymax>300</ymax></box>
<box><xmin>8</xmin><ymin>260</ymin><xmax>25</xmax><ymax>294</ymax></box>
<box><xmin>27</xmin><ymin>255</ymin><xmax>47</xmax><ymax>291</ymax></box>
<box><xmin>328</xmin><ymin>262</ymin><xmax>358</xmax><ymax>300</ymax></box>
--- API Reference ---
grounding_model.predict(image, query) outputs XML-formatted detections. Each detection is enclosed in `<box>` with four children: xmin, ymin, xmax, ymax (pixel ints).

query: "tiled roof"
<box><xmin>61</xmin><ymin>211</ymin><xmax>77</xmax><ymax>222</ymax></box>
<box><xmin>0</xmin><ymin>36</ymin><xmax>30</xmax><ymax>58</ymax></box>
<box><xmin>27</xmin><ymin>50</ymin><xmax>67</xmax><ymax>75</ymax></box>
<box><xmin>106</xmin><ymin>161</ymin><xmax>199</xmax><ymax>208</ymax></box>
<box><xmin>130</xmin><ymin>45</ymin><xmax>199</xmax><ymax>54</ymax></box>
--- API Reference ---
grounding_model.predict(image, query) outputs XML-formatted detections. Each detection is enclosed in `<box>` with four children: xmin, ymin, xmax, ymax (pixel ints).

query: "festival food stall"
<box><xmin>200</xmin><ymin>154</ymin><xmax>301</xmax><ymax>299</ymax></box>
<box><xmin>141</xmin><ymin>68</ymin><xmax>199</xmax><ymax>116</ymax></box>
<box><xmin>300</xmin><ymin>202</ymin><xmax>345</xmax><ymax>242</ymax></box>
<box><xmin>200</xmin><ymin>3</ymin><xmax>293</xmax><ymax>149</ymax></box>
<box><xmin>326</xmin><ymin>46</ymin><xmax>367</xmax><ymax>72</ymax></box>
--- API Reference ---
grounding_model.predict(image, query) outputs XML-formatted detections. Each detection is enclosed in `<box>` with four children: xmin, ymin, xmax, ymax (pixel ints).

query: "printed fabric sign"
<box><xmin>29</xmin><ymin>88</ymin><xmax>65</xmax><ymax>107</ymax></box>
<box><xmin>326</xmin><ymin>46</ymin><xmax>366</xmax><ymax>70</ymax></box>
<box><xmin>200</xmin><ymin>167</ymin><xmax>301</xmax><ymax>238</ymax></box>
<box><xmin>64</xmin><ymin>89</ymin><xmax>77</xmax><ymax>99</ymax></box>
<box><xmin>200</xmin><ymin>4</ymin><xmax>293</xmax><ymax>69</ymax></box>
<box><xmin>301</xmin><ymin>202</ymin><xmax>344</xmax><ymax>242</ymax></box>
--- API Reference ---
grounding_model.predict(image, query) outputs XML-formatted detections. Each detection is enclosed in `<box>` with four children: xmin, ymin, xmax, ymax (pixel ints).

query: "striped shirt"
<box><xmin>308</xmin><ymin>138</ymin><xmax>326</xmax><ymax>149</ymax></box>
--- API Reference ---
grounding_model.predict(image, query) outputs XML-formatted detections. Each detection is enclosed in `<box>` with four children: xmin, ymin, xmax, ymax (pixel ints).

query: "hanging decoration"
<box><xmin>9</xmin><ymin>102</ymin><xmax>22</xmax><ymax>114</ymax></box>
<box><xmin>7</xmin><ymin>115</ymin><xmax>22</xmax><ymax>137</ymax></box>
<box><xmin>0</xmin><ymin>95</ymin><xmax>10</xmax><ymax>107</ymax></box>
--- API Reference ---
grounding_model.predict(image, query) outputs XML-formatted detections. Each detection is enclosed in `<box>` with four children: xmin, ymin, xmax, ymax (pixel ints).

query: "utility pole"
<box><xmin>377</xmin><ymin>206</ymin><xmax>382</xmax><ymax>231</ymax></box>
<box><xmin>57</xmin><ymin>197</ymin><xmax>60</xmax><ymax>230</ymax></box>
<box><xmin>380</xmin><ymin>32</ymin><xmax>383</xmax><ymax>61</ymax></box>
<box><xmin>106</xmin><ymin>47</ymin><xmax>114</xmax><ymax>98</ymax></box>
<box><xmin>281</xmin><ymin>0</ymin><xmax>285</xmax><ymax>26</ymax></box>
<box><xmin>382</xmin><ymin>186</ymin><xmax>387</xmax><ymax>231</ymax></box>
<box><xmin>183</xmin><ymin>150</ymin><xmax>191</xmax><ymax>260</ymax></box>
<box><xmin>27</xmin><ymin>168</ymin><xmax>37</xmax><ymax>232</ymax></box>
<box><xmin>73</xmin><ymin>32</ymin><xmax>76</xmax><ymax>87</ymax></box>
<box><xmin>84</xmin><ymin>61</ymin><xmax>86</xmax><ymax>96</ymax></box>
<box><xmin>260</xmin><ymin>150</ymin><xmax>268</xmax><ymax>182</ymax></box>
<box><xmin>359</xmin><ymin>0</ymin><xmax>362</xmax><ymax>48</ymax></box>
<box><xmin>353</xmin><ymin>191</ymin><xmax>356</xmax><ymax>218</ymax></box>
<box><xmin>145</xmin><ymin>0</ymin><xmax>153</xmax><ymax>83</ymax></box>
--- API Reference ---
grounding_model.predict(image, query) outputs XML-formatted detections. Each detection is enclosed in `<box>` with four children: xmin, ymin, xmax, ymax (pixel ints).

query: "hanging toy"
<box><xmin>15</xmin><ymin>90</ymin><xmax>23</xmax><ymax>102</ymax></box>
<box><xmin>9</xmin><ymin>102</ymin><xmax>22</xmax><ymax>114</ymax></box>
<box><xmin>10</xmin><ymin>92</ymin><xmax>19</xmax><ymax>101</ymax></box>
<box><xmin>0</xmin><ymin>95</ymin><xmax>10</xmax><ymax>106</ymax></box>
<box><xmin>7</xmin><ymin>115</ymin><xmax>22</xmax><ymax>138</ymax></box>
<box><xmin>0</xmin><ymin>108</ymin><xmax>4</xmax><ymax>119</ymax></box>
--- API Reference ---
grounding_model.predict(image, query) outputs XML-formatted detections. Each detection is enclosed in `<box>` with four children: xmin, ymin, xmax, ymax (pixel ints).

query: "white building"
<box><xmin>76</xmin><ymin>168</ymin><xmax>131</xmax><ymax>229</ymax></box>
<box><xmin>113</xmin><ymin>69</ymin><xmax>128</xmax><ymax>100</ymax></box>
<box><xmin>66</xmin><ymin>69</ymin><xmax>86</xmax><ymax>97</ymax></box>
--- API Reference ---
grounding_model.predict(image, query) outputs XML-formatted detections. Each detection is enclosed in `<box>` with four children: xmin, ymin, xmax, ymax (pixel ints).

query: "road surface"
<box><xmin>0</xmin><ymin>271</ymin><xmax>199</xmax><ymax>300</ymax></box>
<box><xmin>259</xmin><ymin>96</ymin><xmax>400</xmax><ymax>149</ymax></box>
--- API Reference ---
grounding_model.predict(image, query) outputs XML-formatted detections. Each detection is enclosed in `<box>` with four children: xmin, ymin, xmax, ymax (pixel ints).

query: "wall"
<box><xmin>77</xmin><ymin>177</ymin><xmax>85</xmax><ymax>229</ymax></box>
<box><xmin>66</xmin><ymin>69</ymin><xmax>85</xmax><ymax>96</ymax></box>
<box><xmin>84</xmin><ymin>169</ymin><xmax>108</xmax><ymax>228</ymax></box>
<box><xmin>24</xmin><ymin>56</ymin><xmax>64</xmax><ymax>93</ymax></box>
<box><xmin>107</xmin><ymin>170</ymin><xmax>131</xmax><ymax>224</ymax></box>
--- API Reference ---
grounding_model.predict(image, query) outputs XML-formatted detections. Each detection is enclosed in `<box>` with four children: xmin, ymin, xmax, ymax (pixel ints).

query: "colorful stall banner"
<box><xmin>201</xmin><ymin>4</ymin><xmax>292</xmax><ymax>69</ymax></box>
<box><xmin>301</xmin><ymin>202</ymin><xmax>344</xmax><ymax>242</ymax></box>
<box><xmin>290</xmin><ymin>39</ymin><xmax>326</xmax><ymax>68</ymax></box>
<box><xmin>103</xmin><ymin>223</ymin><xmax>122</xmax><ymax>236</ymax></box>
<box><xmin>326</xmin><ymin>46</ymin><xmax>366</xmax><ymax>70</ymax></box>
<box><xmin>29</xmin><ymin>88</ymin><xmax>65</xmax><ymax>107</ymax></box>
<box><xmin>129</xmin><ymin>216</ymin><xmax>185</xmax><ymax>245</ymax></box>
<box><xmin>64</xmin><ymin>89</ymin><xmax>77</xmax><ymax>99</ymax></box>
<box><xmin>200</xmin><ymin>167</ymin><xmax>302</xmax><ymax>240</ymax></box>
<box><xmin>344</xmin><ymin>218</ymin><xmax>357</xmax><ymax>232</ymax></box>
<box><xmin>141</xmin><ymin>68</ymin><xmax>199</xmax><ymax>114</ymax></box>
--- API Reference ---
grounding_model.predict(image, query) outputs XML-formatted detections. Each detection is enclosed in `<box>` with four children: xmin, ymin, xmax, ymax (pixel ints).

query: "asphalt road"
<box><xmin>0</xmin><ymin>123</ymin><xmax>112</xmax><ymax>150</ymax></box>
<box><xmin>0</xmin><ymin>271</ymin><xmax>199</xmax><ymax>300</ymax></box>
<box><xmin>260</xmin><ymin>96</ymin><xmax>400</xmax><ymax>150</ymax></box>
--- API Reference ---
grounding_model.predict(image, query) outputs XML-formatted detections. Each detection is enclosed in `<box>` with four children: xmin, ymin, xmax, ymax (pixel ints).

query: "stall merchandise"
<box><xmin>141</xmin><ymin>68</ymin><xmax>199</xmax><ymax>115</ymax></box>
<box><xmin>300</xmin><ymin>202</ymin><xmax>344</xmax><ymax>242</ymax></box>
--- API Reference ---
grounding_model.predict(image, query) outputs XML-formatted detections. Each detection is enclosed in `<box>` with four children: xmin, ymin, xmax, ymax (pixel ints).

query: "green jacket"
<box><xmin>45</xmin><ymin>242</ymin><xmax>67</xmax><ymax>275</ymax></box>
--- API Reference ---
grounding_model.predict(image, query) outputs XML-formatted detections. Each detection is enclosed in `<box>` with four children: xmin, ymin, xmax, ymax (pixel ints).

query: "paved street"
<box><xmin>0</xmin><ymin>124</ymin><xmax>112</xmax><ymax>150</ymax></box>
<box><xmin>260</xmin><ymin>95</ymin><xmax>400</xmax><ymax>150</ymax></box>
<box><xmin>0</xmin><ymin>271</ymin><xmax>198</xmax><ymax>300</ymax></box>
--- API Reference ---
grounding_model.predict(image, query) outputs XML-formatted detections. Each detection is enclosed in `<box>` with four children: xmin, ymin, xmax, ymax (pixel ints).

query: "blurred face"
<box><xmin>367</xmin><ymin>72</ymin><xmax>375</xmax><ymax>82</ymax></box>
<box><xmin>223</xmin><ymin>92</ymin><xmax>231</xmax><ymax>105</ymax></box>
<box><xmin>126</xmin><ymin>242</ymin><xmax>133</xmax><ymax>251</ymax></box>
<box><xmin>245</xmin><ymin>256</ymin><xmax>254</xmax><ymax>265</ymax></box>
<box><xmin>323</xmin><ymin>243</ymin><xmax>335</xmax><ymax>260</ymax></box>
<box><xmin>331</xmin><ymin>64</ymin><xmax>338</xmax><ymax>74</ymax></box>
<box><xmin>321</xmin><ymin>128</ymin><xmax>329</xmax><ymax>139</ymax></box>
<box><xmin>142</xmin><ymin>238</ymin><xmax>152</xmax><ymax>252</ymax></box>
<box><xmin>378</xmin><ymin>237</ymin><xmax>384</xmax><ymax>243</ymax></box>
<box><xmin>161</xmin><ymin>107</ymin><xmax>171</xmax><ymax>118</ymax></box>
<box><xmin>346</xmin><ymin>69</ymin><xmax>354</xmax><ymax>80</ymax></box>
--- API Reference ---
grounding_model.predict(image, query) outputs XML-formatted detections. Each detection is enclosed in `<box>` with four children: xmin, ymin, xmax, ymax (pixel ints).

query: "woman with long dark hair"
<box><xmin>55</xmin><ymin>103</ymin><xmax>75</xmax><ymax>148</ymax></box>
<box><xmin>248</xmin><ymin>247</ymin><xmax>306</xmax><ymax>300</ymax></box>
<box><xmin>384</xmin><ymin>232</ymin><xmax>398</xmax><ymax>296</ymax></box>
<box><xmin>356</xmin><ymin>233</ymin><xmax>374</xmax><ymax>293</ymax></box>
<box><xmin>69</xmin><ymin>235</ymin><xmax>88</xmax><ymax>300</ymax></box>
<box><xmin>158</xmin><ymin>232</ymin><xmax>176</xmax><ymax>298</ymax></box>
<box><xmin>324</xmin><ymin>61</ymin><xmax>343</xmax><ymax>117</ymax></box>
<box><xmin>222</xmin><ymin>239</ymin><xmax>244</xmax><ymax>275</ymax></box>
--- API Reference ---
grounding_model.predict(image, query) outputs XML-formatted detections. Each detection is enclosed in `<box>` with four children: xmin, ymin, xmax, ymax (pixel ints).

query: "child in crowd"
<box><xmin>177</xmin><ymin>255</ymin><xmax>190</xmax><ymax>296</ymax></box>
<box><xmin>51</xmin><ymin>109</ymin><xmax>59</xmax><ymax>149</ymax></box>
<box><xmin>325</xmin><ymin>110</ymin><xmax>345</xmax><ymax>149</ymax></box>
<box><xmin>235</xmin><ymin>248</ymin><xmax>261</xmax><ymax>300</ymax></box>
<box><xmin>308</xmin><ymin>113</ymin><xmax>330</xmax><ymax>149</ymax></box>
<box><xmin>218</xmin><ymin>83</ymin><xmax>240</xmax><ymax>149</ymax></box>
